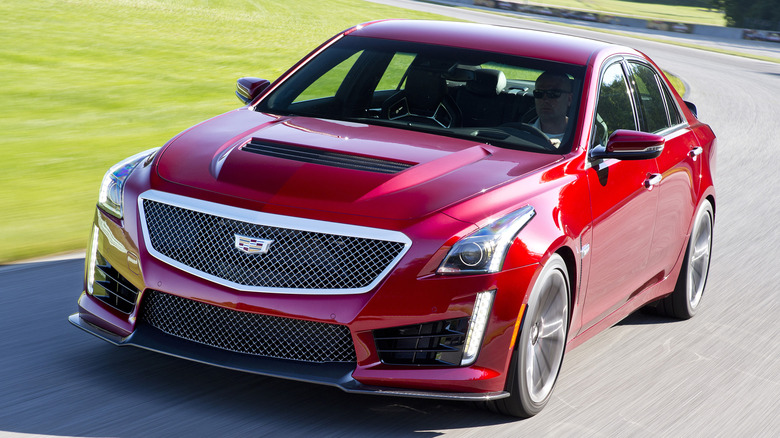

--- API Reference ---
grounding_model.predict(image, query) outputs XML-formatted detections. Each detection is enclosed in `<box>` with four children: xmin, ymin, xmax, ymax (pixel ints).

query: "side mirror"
<box><xmin>590</xmin><ymin>129</ymin><xmax>665</xmax><ymax>161</ymax></box>
<box><xmin>684</xmin><ymin>100</ymin><xmax>698</xmax><ymax>118</ymax></box>
<box><xmin>236</xmin><ymin>77</ymin><xmax>271</xmax><ymax>104</ymax></box>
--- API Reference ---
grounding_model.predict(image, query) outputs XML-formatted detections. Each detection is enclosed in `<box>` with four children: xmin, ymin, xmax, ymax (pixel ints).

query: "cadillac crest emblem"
<box><xmin>234</xmin><ymin>234</ymin><xmax>274</xmax><ymax>254</ymax></box>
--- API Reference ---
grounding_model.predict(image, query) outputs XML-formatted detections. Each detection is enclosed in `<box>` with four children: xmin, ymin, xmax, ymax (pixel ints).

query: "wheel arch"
<box><xmin>554</xmin><ymin>245</ymin><xmax>577</xmax><ymax>324</ymax></box>
<box><xmin>706</xmin><ymin>193</ymin><xmax>716</xmax><ymax>216</ymax></box>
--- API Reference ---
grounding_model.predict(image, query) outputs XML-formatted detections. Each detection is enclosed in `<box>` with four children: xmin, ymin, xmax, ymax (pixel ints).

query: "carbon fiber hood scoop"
<box><xmin>242</xmin><ymin>139</ymin><xmax>414</xmax><ymax>174</ymax></box>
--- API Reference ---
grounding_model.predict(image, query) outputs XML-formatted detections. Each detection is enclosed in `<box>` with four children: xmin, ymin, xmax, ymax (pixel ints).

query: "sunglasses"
<box><xmin>533</xmin><ymin>89</ymin><xmax>569</xmax><ymax>99</ymax></box>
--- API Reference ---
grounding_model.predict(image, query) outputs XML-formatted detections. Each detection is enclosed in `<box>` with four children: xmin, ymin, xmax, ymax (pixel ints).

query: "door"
<box><xmin>627</xmin><ymin>61</ymin><xmax>699</xmax><ymax>279</ymax></box>
<box><xmin>581</xmin><ymin>61</ymin><xmax>661</xmax><ymax>330</ymax></box>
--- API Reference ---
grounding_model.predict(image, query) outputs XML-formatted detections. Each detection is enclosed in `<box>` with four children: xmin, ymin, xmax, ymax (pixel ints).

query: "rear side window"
<box><xmin>294</xmin><ymin>51</ymin><xmax>363</xmax><ymax>103</ymax></box>
<box><xmin>662</xmin><ymin>83</ymin><xmax>683</xmax><ymax>126</ymax></box>
<box><xmin>375</xmin><ymin>52</ymin><xmax>416</xmax><ymax>91</ymax></box>
<box><xmin>628</xmin><ymin>62</ymin><xmax>670</xmax><ymax>133</ymax></box>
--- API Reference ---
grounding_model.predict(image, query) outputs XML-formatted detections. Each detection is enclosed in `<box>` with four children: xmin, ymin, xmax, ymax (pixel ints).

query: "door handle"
<box><xmin>644</xmin><ymin>173</ymin><xmax>662</xmax><ymax>189</ymax></box>
<box><xmin>689</xmin><ymin>146</ymin><xmax>703</xmax><ymax>158</ymax></box>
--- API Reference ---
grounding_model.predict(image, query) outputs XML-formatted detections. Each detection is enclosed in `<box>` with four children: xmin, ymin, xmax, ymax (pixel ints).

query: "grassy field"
<box><xmin>519</xmin><ymin>0</ymin><xmax>725</xmax><ymax>25</ymax></box>
<box><xmin>1</xmin><ymin>0</ymin><xmax>693</xmax><ymax>264</ymax></box>
<box><xmin>0</xmin><ymin>0</ymin><xmax>452</xmax><ymax>263</ymax></box>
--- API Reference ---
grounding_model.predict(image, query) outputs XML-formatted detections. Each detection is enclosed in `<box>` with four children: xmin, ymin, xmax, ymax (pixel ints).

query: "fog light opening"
<box><xmin>461</xmin><ymin>289</ymin><xmax>496</xmax><ymax>366</ymax></box>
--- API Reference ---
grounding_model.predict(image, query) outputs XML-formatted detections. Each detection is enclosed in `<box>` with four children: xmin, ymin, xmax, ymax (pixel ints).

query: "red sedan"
<box><xmin>70</xmin><ymin>20</ymin><xmax>716</xmax><ymax>417</ymax></box>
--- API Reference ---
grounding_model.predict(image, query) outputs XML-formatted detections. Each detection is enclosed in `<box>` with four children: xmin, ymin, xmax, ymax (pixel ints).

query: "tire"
<box><xmin>658</xmin><ymin>200</ymin><xmax>714</xmax><ymax>319</ymax></box>
<box><xmin>487</xmin><ymin>254</ymin><xmax>570</xmax><ymax>417</ymax></box>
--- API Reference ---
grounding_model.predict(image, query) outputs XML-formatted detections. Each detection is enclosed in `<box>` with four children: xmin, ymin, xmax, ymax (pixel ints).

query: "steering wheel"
<box><xmin>500</xmin><ymin>122</ymin><xmax>559</xmax><ymax>152</ymax></box>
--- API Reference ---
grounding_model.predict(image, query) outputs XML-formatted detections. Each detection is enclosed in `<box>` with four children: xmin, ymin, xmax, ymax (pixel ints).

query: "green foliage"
<box><xmin>0</xmin><ymin>0</ymin><xmax>451</xmax><ymax>263</ymax></box>
<box><xmin>721</xmin><ymin>0</ymin><xmax>780</xmax><ymax>29</ymax></box>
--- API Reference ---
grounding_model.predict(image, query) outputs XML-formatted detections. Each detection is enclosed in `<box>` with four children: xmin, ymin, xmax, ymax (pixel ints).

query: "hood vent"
<box><xmin>242</xmin><ymin>139</ymin><xmax>414</xmax><ymax>174</ymax></box>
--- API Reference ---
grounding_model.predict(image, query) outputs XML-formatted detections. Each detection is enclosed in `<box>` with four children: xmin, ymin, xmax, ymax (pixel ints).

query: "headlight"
<box><xmin>437</xmin><ymin>206</ymin><xmax>535</xmax><ymax>275</ymax></box>
<box><xmin>98</xmin><ymin>148</ymin><xmax>160</xmax><ymax>219</ymax></box>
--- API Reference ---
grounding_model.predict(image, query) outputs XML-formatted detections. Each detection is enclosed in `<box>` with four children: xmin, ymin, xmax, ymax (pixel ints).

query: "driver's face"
<box><xmin>534</xmin><ymin>76</ymin><xmax>572</xmax><ymax>120</ymax></box>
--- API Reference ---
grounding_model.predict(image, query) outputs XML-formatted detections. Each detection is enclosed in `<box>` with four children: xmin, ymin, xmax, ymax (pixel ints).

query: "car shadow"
<box><xmin>616</xmin><ymin>306</ymin><xmax>678</xmax><ymax>326</ymax></box>
<box><xmin>56</xmin><ymin>343</ymin><xmax>522</xmax><ymax>436</ymax></box>
<box><xmin>1</xmin><ymin>257</ymin><xmax>526</xmax><ymax>438</ymax></box>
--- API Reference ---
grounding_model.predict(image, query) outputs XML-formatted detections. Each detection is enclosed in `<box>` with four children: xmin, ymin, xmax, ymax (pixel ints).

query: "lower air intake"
<box><xmin>139</xmin><ymin>290</ymin><xmax>356</xmax><ymax>363</ymax></box>
<box><xmin>91</xmin><ymin>251</ymin><xmax>140</xmax><ymax>314</ymax></box>
<box><xmin>374</xmin><ymin>318</ymin><xmax>469</xmax><ymax>366</ymax></box>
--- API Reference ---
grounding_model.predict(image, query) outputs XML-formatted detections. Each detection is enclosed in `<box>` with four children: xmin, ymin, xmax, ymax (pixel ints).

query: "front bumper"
<box><xmin>69</xmin><ymin>313</ymin><xmax>509</xmax><ymax>401</ymax></box>
<box><xmin>75</xmin><ymin>188</ymin><xmax>540</xmax><ymax>400</ymax></box>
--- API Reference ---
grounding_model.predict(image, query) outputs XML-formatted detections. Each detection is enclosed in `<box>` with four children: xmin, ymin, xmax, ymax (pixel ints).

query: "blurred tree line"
<box><xmin>712</xmin><ymin>0</ymin><xmax>780</xmax><ymax>30</ymax></box>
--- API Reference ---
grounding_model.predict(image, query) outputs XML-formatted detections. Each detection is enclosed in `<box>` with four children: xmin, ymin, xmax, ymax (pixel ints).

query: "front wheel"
<box><xmin>487</xmin><ymin>254</ymin><xmax>570</xmax><ymax>417</ymax></box>
<box><xmin>658</xmin><ymin>200</ymin><xmax>714</xmax><ymax>319</ymax></box>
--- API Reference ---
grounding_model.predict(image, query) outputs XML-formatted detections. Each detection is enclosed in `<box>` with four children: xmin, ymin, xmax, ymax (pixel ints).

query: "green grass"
<box><xmin>0</xmin><ymin>0</ymin><xmax>704</xmax><ymax>264</ymax></box>
<box><xmin>515</xmin><ymin>0</ymin><xmax>726</xmax><ymax>25</ymax></box>
<box><xmin>0</xmin><ymin>0</ymin><xmax>453</xmax><ymax>264</ymax></box>
<box><xmin>665</xmin><ymin>73</ymin><xmax>685</xmax><ymax>97</ymax></box>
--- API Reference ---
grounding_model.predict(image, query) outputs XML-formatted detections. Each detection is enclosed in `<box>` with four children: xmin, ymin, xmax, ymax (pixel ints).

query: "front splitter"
<box><xmin>69</xmin><ymin>314</ymin><xmax>509</xmax><ymax>402</ymax></box>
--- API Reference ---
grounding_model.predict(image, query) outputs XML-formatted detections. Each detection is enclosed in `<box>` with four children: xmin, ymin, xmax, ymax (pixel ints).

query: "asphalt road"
<box><xmin>2</xmin><ymin>1</ymin><xmax>780</xmax><ymax>436</ymax></box>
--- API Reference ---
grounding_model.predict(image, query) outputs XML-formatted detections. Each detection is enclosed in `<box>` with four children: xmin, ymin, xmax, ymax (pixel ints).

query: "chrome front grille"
<box><xmin>139</xmin><ymin>192</ymin><xmax>409</xmax><ymax>293</ymax></box>
<box><xmin>140</xmin><ymin>290</ymin><xmax>357</xmax><ymax>363</ymax></box>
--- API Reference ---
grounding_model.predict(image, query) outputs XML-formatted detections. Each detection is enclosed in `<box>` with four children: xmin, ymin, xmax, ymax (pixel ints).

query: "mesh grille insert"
<box><xmin>141</xmin><ymin>199</ymin><xmax>406</xmax><ymax>291</ymax></box>
<box><xmin>140</xmin><ymin>290</ymin><xmax>357</xmax><ymax>363</ymax></box>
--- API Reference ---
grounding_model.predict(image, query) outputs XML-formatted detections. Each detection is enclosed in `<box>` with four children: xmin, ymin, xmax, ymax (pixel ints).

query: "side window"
<box><xmin>294</xmin><ymin>51</ymin><xmax>363</xmax><ymax>103</ymax></box>
<box><xmin>376</xmin><ymin>53</ymin><xmax>416</xmax><ymax>91</ymax></box>
<box><xmin>593</xmin><ymin>62</ymin><xmax>636</xmax><ymax>146</ymax></box>
<box><xmin>628</xmin><ymin>62</ymin><xmax>670</xmax><ymax>133</ymax></box>
<box><xmin>663</xmin><ymin>85</ymin><xmax>683</xmax><ymax>126</ymax></box>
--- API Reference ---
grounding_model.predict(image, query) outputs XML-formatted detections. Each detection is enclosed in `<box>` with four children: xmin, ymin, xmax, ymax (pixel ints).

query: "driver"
<box><xmin>532</xmin><ymin>72</ymin><xmax>573</xmax><ymax>147</ymax></box>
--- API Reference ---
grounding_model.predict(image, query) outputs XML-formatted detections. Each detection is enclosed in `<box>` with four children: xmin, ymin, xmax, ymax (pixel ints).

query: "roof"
<box><xmin>349</xmin><ymin>20</ymin><xmax>618</xmax><ymax>66</ymax></box>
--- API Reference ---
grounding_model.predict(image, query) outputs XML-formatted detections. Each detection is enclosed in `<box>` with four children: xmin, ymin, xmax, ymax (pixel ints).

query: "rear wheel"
<box><xmin>487</xmin><ymin>254</ymin><xmax>569</xmax><ymax>417</ymax></box>
<box><xmin>659</xmin><ymin>200</ymin><xmax>713</xmax><ymax>319</ymax></box>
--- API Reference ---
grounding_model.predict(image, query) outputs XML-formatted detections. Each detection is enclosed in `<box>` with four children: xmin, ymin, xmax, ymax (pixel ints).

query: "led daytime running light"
<box><xmin>86</xmin><ymin>225</ymin><xmax>99</xmax><ymax>295</ymax></box>
<box><xmin>461</xmin><ymin>289</ymin><xmax>496</xmax><ymax>365</ymax></box>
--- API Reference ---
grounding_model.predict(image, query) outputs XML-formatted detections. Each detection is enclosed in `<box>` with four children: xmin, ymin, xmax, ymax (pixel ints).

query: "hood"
<box><xmin>156</xmin><ymin>109</ymin><xmax>561</xmax><ymax>220</ymax></box>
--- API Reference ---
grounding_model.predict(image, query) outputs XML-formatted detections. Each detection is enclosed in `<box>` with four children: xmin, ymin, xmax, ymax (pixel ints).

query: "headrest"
<box><xmin>466</xmin><ymin>69</ymin><xmax>507</xmax><ymax>96</ymax></box>
<box><xmin>405</xmin><ymin>66</ymin><xmax>446</xmax><ymax>114</ymax></box>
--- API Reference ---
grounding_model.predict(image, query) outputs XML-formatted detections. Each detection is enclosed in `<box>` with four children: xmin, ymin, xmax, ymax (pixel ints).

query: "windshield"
<box><xmin>256</xmin><ymin>36</ymin><xmax>585</xmax><ymax>154</ymax></box>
